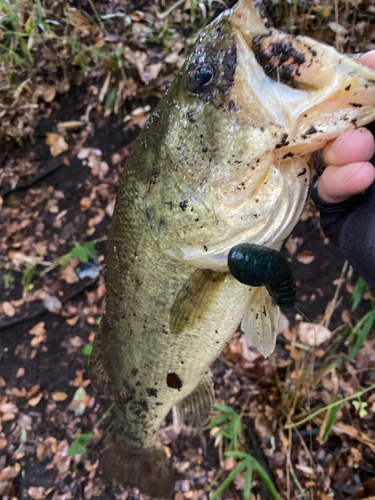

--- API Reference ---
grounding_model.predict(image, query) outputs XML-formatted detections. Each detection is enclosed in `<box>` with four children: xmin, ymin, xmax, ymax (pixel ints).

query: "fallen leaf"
<box><xmin>0</xmin><ymin>463</ymin><xmax>21</xmax><ymax>481</ymax></box>
<box><xmin>43</xmin><ymin>295</ymin><xmax>62</xmax><ymax>313</ymax></box>
<box><xmin>80</xmin><ymin>197</ymin><xmax>92</xmax><ymax>211</ymax></box>
<box><xmin>67</xmin><ymin>316</ymin><xmax>79</xmax><ymax>326</ymax></box>
<box><xmin>28</xmin><ymin>393</ymin><xmax>43</xmax><ymax>407</ymax></box>
<box><xmin>16</xmin><ymin>367</ymin><xmax>25</xmax><ymax>378</ymax></box>
<box><xmin>28</xmin><ymin>385</ymin><xmax>41</xmax><ymax>399</ymax></box>
<box><xmin>41</xmin><ymin>85</ymin><xmax>56</xmax><ymax>103</ymax></box>
<box><xmin>28</xmin><ymin>486</ymin><xmax>46</xmax><ymax>500</ymax></box>
<box><xmin>46</xmin><ymin>133</ymin><xmax>68</xmax><ymax>157</ymax></box>
<box><xmin>61</xmin><ymin>264</ymin><xmax>79</xmax><ymax>284</ymax></box>
<box><xmin>2</xmin><ymin>301</ymin><xmax>15</xmax><ymax>317</ymax></box>
<box><xmin>52</xmin><ymin>392</ymin><xmax>68</xmax><ymax>402</ymax></box>
<box><xmin>296</xmin><ymin>251</ymin><xmax>315</xmax><ymax>265</ymax></box>
<box><xmin>298</xmin><ymin>323</ymin><xmax>332</xmax><ymax>346</ymax></box>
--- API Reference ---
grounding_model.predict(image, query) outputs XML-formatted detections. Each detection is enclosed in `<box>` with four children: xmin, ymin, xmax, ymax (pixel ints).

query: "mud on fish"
<box><xmin>90</xmin><ymin>0</ymin><xmax>375</xmax><ymax>496</ymax></box>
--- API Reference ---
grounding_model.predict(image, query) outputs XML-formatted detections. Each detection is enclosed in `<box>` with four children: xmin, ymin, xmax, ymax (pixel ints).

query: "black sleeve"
<box><xmin>311</xmin><ymin>124</ymin><xmax>375</xmax><ymax>289</ymax></box>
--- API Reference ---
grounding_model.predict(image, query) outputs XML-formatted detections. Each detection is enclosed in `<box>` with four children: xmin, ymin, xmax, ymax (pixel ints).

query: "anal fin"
<box><xmin>176</xmin><ymin>371</ymin><xmax>215</xmax><ymax>429</ymax></box>
<box><xmin>241</xmin><ymin>286</ymin><xmax>280</xmax><ymax>358</ymax></box>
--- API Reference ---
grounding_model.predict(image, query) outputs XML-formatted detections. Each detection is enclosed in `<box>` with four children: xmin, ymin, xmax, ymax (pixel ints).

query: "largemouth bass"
<box><xmin>90</xmin><ymin>0</ymin><xmax>375</xmax><ymax>496</ymax></box>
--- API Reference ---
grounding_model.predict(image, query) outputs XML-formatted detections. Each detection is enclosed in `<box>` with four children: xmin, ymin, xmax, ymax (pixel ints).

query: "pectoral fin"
<box><xmin>169</xmin><ymin>269</ymin><xmax>226</xmax><ymax>335</ymax></box>
<box><xmin>176</xmin><ymin>371</ymin><xmax>215</xmax><ymax>429</ymax></box>
<box><xmin>241</xmin><ymin>286</ymin><xmax>280</xmax><ymax>358</ymax></box>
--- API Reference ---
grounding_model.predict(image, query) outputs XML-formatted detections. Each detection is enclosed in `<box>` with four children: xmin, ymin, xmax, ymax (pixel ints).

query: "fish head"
<box><xmin>145</xmin><ymin>0</ymin><xmax>375</xmax><ymax>269</ymax></box>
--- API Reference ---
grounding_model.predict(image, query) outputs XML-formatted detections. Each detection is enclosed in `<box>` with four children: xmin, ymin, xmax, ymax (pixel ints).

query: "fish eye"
<box><xmin>187</xmin><ymin>64</ymin><xmax>215</xmax><ymax>93</ymax></box>
<box><xmin>194</xmin><ymin>65</ymin><xmax>214</xmax><ymax>86</ymax></box>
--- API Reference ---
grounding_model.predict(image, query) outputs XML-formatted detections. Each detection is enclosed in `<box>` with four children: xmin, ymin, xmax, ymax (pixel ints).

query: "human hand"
<box><xmin>317</xmin><ymin>50</ymin><xmax>375</xmax><ymax>203</ymax></box>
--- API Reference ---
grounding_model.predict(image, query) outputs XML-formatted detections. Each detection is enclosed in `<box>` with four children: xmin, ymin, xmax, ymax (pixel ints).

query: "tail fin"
<box><xmin>100</xmin><ymin>436</ymin><xmax>174</xmax><ymax>499</ymax></box>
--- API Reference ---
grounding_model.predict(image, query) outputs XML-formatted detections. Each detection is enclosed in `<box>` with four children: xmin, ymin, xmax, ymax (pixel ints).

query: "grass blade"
<box><xmin>321</xmin><ymin>393</ymin><xmax>342</xmax><ymax>442</ymax></box>
<box><xmin>349</xmin><ymin>310</ymin><xmax>375</xmax><ymax>361</ymax></box>
<box><xmin>252</xmin><ymin>460</ymin><xmax>280</xmax><ymax>500</ymax></box>
<box><xmin>210</xmin><ymin>460</ymin><xmax>247</xmax><ymax>500</ymax></box>
<box><xmin>243</xmin><ymin>461</ymin><xmax>253</xmax><ymax>500</ymax></box>
<box><xmin>352</xmin><ymin>276</ymin><xmax>368</xmax><ymax>311</ymax></box>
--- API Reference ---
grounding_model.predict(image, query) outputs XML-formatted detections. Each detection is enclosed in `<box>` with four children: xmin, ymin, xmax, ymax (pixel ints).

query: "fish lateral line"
<box><xmin>228</xmin><ymin>242</ymin><xmax>297</xmax><ymax>309</ymax></box>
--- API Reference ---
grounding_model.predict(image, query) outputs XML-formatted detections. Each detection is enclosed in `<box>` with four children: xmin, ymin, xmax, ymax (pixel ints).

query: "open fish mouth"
<box><xmin>231</xmin><ymin>0</ymin><xmax>375</xmax><ymax>154</ymax></box>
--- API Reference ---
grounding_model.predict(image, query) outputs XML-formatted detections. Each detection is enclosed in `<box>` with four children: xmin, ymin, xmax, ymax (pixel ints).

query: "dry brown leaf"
<box><xmin>52</xmin><ymin>392</ymin><xmax>68</xmax><ymax>402</ymax></box>
<box><xmin>29</xmin><ymin>322</ymin><xmax>47</xmax><ymax>345</ymax></box>
<box><xmin>80</xmin><ymin>197</ymin><xmax>92</xmax><ymax>211</ymax></box>
<box><xmin>0</xmin><ymin>401</ymin><xmax>18</xmax><ymax>414</ymax></box>
<box><xmin>28</xmin><ymin>385</ymin><xmax>41</xmax><ymax>399</ymax></box>
<box><xmin>16</xmin><ymin>367</ymin><xmax>25</xmax><ymax>378</ymax></box>
<box><xmin>2</xmin><ymin>301</ymin><xmax>15</xmax><ymax>317</ymax></box>
<box><xmin>61</xmin><ymin>264</ymin><xmax>79</xmax><ymax>284</ymax></box>
<box><xmin>0</xmin><ymin>464</ymin><xmax>21</xmax><ymax>481</ymax></box>
<box><xmin>28</xmin><ymin>486</ymin><xmax>47</xmax><ymax>500</ymax></box>
<box><xmin>298</xmin><ymin>323</ymin><xmax>332</xmax><ymax>346</ymax></box>
<box><xmin>41</xmin><ymin>85</ymin><xmax>56</xmax><ymax>103</ymax></box>
<box><xmin>67</xmin><ymin>316</ymin><xmax>79</xmax><ymax>326</ymax></box>
<box><xmin>46</xmin><ymin>133</ymin><xmax>68</xmax><ymax>157</ymax></box>
<box><xmin>2</xmin><ymin>412</ymin><xmax>16</xmax><ymax>421</ymax></box>
<box><xmin>296</xmin><ymin>251</ymin><xmax>315</xmax><ymax>265</ymax></box>
<box><xmin>28</xmin><ymin>393</ymin><xmax>43</xmax><ymax>407</ymax></box>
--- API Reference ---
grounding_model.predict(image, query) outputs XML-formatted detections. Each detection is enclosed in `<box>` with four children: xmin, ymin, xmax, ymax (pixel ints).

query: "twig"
<box><xmin>87</xmin><ymin>0</ymin><xmax>110</xmax><ymax>38</ymax></box>
<box><xmin>322</xmin><ymin>260</ymin><xmax>349</xmax><ymax>329</ymax></box>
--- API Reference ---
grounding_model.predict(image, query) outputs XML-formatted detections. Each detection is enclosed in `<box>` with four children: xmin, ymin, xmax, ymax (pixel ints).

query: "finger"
<box><xmin>358</xmin><ymin>50</ymin><xmax>375</xmax><ymax>70</ymax></box>
<box><xmin>322</xmin><ymin>127</ymin><xmax>375</xmax><ymax>166</ymax></box>
<box><xmin>317</xmin><ymin>161</ymin><xmax>375</xmax><ymax>203</ymax></box>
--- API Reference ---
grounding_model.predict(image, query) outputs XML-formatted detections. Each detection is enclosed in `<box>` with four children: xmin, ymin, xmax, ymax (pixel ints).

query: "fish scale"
<box><xmin>90</xmin><ymin>0</ymin><xmax>375</xmax><ymax>496</ymax></box>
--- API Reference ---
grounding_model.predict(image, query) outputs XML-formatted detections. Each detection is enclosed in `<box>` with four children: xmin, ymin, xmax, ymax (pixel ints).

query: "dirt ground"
<box><xmin>1</xmin><ymin>1</ymin><xmax>375</xmax><ymax>500</ymax></box>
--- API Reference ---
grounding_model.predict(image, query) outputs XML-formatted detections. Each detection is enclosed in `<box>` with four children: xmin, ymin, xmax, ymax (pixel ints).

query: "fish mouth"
<box><xmin>231</xmin><ymin>0</ymin><xmax>375</xmax><ymax>154</ymax></box>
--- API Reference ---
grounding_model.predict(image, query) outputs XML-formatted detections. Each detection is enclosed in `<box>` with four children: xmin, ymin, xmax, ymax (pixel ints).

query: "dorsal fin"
<box><xmin>169</xmin><ymin>269</ymin><xmax>226</xmax><ymax>335</ymax></box>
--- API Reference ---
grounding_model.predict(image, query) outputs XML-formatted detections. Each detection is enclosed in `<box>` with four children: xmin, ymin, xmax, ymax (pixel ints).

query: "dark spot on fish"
<box><xmin>203</xmin><ymin>245</ymin><xmax>208</xmax><ymax>251</ymax></box>
<box><xmin>202</xmin><ymin>146</ymin><xmax>208</xmax><ymax>153</ymax></box>
<box><xmin>165</xmin><ymin>201</ymin><xmax>173</xmax><ymax>209</ymax></box>
<box><xmin>124</xmin><ymin>383</ymin><xmax>135</xmax><ymax>394</ymax></box>
<box><xmin>349</xmin><ymin>103</ymin><xmax>362</xmax><ymax>107</ymax></box>
<box><xmin>351</xmin><ymin>118</ymin><xmax>358</xmax><ymax>127</ymax></box>
<box><xmin>167</xmin><ymin>372</ymin><xmax>182</xmax><ymax>390</ymax></box>
<box><xmin>179</xmin><ymin>200</ymin><xmax>188</xmax><ymax>211</ymax></box>
<box><xmin>304</xmin><ymin>126</ymin><xmax>317</xmax><ymax>135</ymax></box>
<box><xmin>146</xmin><ymin>388</ymin><xmax>158</xmax><ymax>397</ymax></box>
<box><xmin>199</xmin><ymin>133</ymin><xmax>204</xmax><ymax>138</ymax></box>
<box><xmin>283</xmin><ymin>152</ymin><xmax>294</xmax><ymax>159</ymax></box>
<box><xmin>155</xmin><ymin>402</ymin><xmax>163</xmax><ymax>406</ymax></box>
<box><xmin>188</xmin><ymin>110</ymin><xmax>197</xmax><ymax>122</ymax></box>
<box><xmin>345</xmin><ymin>84</ymin><xmax>351</xmax><ymax>91</ymax></box>
<box><xmin>195</xmin><ymin>218</ymin><xmax>199</xmax><ymax>222</ymax></box>
<box><xmin>132</xmin><ymin>368</ymin><xmax>138</xmax><ymax>376</ymax></box>
<box><xmin>229</xmin><ymin>99</ymin><xmax>236</xmax><ymax>111</ymax></box>
<box><xmin>297</xmin><ymin>168</ymin><xmax>307</xmax><ymax>177</ymax></box>
<box><xmin>260</xmin><ymin>127</ymin><xmax>265</xmax><ymax>132</ymax></box>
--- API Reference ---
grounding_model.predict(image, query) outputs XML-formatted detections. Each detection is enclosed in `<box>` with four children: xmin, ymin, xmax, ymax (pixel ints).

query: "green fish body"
<box><xmin>90</xmin><ymin>1</ymin><xmax>375</xmax><ymax>496</ymax></box>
